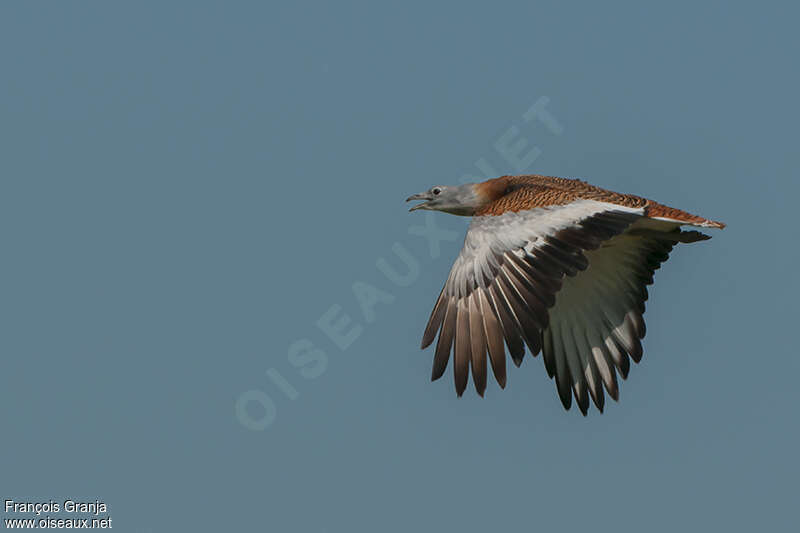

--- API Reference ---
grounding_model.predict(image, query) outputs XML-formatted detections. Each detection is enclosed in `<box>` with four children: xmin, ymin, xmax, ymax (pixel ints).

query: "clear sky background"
<box><xmin>2</xmin><ymin>1</ymin><xmax>798</xmax><ymax>532</ymax></box>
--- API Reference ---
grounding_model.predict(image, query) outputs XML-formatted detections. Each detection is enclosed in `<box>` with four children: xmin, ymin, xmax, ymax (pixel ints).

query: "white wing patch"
<box><xmin>447</xmin><ymin>200</ymin><xmax>645</xmax><ymax>298</ymax></box>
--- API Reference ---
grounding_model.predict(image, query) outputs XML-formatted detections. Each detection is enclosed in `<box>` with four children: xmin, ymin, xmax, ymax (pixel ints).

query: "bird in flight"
<box><xmin>407</xmin><ymin>174</ymin><xmax>724</xmax><ymax>414</ymax></box>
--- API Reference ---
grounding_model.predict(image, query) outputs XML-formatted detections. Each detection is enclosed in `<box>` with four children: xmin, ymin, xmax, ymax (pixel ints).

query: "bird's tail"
<box><xmin>644</xmin><ymin>201</ymin><xmax>726</xmax><ymax>229</ymax></box>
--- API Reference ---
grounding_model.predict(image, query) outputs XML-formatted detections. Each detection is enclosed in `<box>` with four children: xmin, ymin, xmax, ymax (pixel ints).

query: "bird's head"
<box><xmin>406</xmin><ymin>183</ymin><xmax>482</xmax><ymax>216</ymax></box>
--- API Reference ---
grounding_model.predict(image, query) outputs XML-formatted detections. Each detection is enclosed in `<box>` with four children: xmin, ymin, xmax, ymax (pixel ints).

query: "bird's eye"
<box><xmin>432</xmin><ymin>187</ymin><xmax>442</xmax><ymax>195</ymax></box>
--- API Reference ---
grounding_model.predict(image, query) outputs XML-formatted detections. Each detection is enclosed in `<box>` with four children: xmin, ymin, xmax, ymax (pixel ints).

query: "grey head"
<box><xmin>406</xmin><ymin>183</ymin><xmax>482</xmax><ymax>216</ymax></box>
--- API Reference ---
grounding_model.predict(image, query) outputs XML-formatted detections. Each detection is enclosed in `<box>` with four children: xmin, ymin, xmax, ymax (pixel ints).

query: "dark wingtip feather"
<box><xmin>619</xmin><ymin>356</ymin><xmax>630</xmax><ymax>379</ymax></box>
<box><xmin>574</xmin><ymin>385</ymin><xmax>590</xmax><ymax>415</ymax></box>
<box><xmin>469</xmin><ymin>295</ymin><xmax>488</xmax><ymax>397</ymax></box>
<box><xmin>589</xmin><ymin>387</ymin><xmax>605</xmax><ymax>413</ymax></box>
<box><xmin>478</xmin><ymin>291</ymin><xmax>507</xmax><ymax>390</ymax></box>
<box><xmin>559</xmin><ymin>393</ymin><xmax>572</xmax><ymax>411</ymax></box>
<box><xmin>431</xmin><ymin>300</ymin><xmax>456</xmax><ymax>381</ymax></box>
<box><xmin>431</xmin><ymin>359</ymin><xmax>447</xmax><ymax>381</ymax></box>
<box><xmin>557</xmin><ymin>378</ymin><xmax>572</xmax><ymax>410</ymax></box>
<box><xmin>487</xmin><ymin>285</ymin><xmax>525</xmax><ymax>364</ymax></box>
<box><xmin>421</xmin><ymin>290</ymin><xmax>447</xmax><ymax>349</ymax></box>
<box><xmin>676</xmin><ymin>229</ymin><xmax>711</xmax><ymax>243</ymax></box>
<box><xmin>453</xmin><ymin>303</ymin><xmax>470</xmax><ymax>397</ymax></box>
<box><xmin>608</xmin><ymin>389</ymin><xmax>619</xmax><ymax>402</ymax></box>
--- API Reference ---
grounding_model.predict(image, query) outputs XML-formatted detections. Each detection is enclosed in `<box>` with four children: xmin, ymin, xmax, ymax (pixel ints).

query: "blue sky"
<box><xmin>2</xmin><ymin>1</ymin><xmax>798</xmax><ymax>531</ymax></box>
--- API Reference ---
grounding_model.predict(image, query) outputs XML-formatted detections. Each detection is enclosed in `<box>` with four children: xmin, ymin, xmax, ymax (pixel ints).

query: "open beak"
<box><xmin>406</xmin><ymin>192</ymin><xmax>432</xmax><ymax>211</ymax></box>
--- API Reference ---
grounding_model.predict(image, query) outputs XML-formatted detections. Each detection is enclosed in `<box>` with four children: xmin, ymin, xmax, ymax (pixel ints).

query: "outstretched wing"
<box><xmin>421</xmin><ymin>200</ymin><xmax>645</xmax><ymax>399</ymax></box>
<box><xmin>541</xmin><ymin>230</ymin><xmax>680</xmax><ymax>414</ymax></box>
<box><xmin>540</xmin><ymin>223</ymin><xmax>711</xmax><ymax>413</ymax></box>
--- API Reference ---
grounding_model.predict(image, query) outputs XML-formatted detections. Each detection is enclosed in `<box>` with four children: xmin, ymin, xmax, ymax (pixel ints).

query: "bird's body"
<box><xmin>407</xmin><ymin>174</ymin><xmax>724</xmax><ymax>414</ymax></box>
